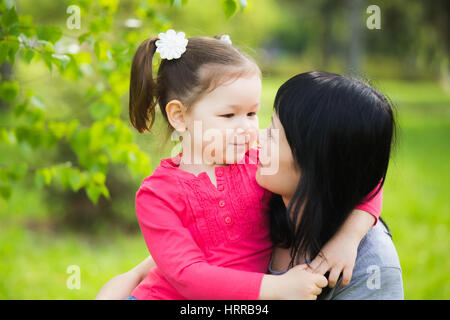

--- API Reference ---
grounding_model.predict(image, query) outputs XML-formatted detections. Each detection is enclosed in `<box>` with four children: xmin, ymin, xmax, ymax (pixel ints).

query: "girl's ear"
<box><xmin>166</xmin><ymin>100</ymin><xmax>188</xmax><ymax>132</ymax></box>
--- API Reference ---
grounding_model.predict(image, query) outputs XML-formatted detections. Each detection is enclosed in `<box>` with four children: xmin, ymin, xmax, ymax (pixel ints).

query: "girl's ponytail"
<box><xmin>129</xmin><ymin>37</ymin><xmax>159</xmax><ymax>133</ymax></box>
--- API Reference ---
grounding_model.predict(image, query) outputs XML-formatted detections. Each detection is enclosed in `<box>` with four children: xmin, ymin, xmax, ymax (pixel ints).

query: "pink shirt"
<box><xmin>131</xmin><ymin>147</ymin><xmax>382</xmax><ymax>300</ymax></box>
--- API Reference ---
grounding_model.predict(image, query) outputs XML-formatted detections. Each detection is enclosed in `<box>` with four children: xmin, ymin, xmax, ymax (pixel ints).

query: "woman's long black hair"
<box><xmin>269</xmin><ymin>71</ymin><xmax>396</xmax><ymax>269</ymax></box>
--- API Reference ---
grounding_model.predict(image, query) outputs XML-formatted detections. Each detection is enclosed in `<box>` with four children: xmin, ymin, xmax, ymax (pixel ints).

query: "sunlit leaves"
<box><xmin>36</xmin><ymin>26</ymin><xmax>62</xmax><ymax>44</ymax></box>
<box><xmin>0</xmin><ymin>81</ymin><xmax>18</xmax><ymax>102</ymax></box>
<box><xmin>0</xmin><ymin>0</ymin><xmax>248</xmax><ymax>203</ymax></box>
<box><xmin>222</xmin><ymin>0</ymin><xmax>237</xmax><ymax>19</ymax></box>
<box><xmin>222</xmin><ymin>0</ymin><xmax>248</xmax><ymax>19</ymax></box>
<box><xmin>1</xmin><ymin>5</ymin><xmax>19</xmax><ymax>34</ymax></box>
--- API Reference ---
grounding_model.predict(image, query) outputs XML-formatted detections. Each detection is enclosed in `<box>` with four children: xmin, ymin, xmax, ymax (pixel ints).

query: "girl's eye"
<box><xmin>220</xmin><ymin>114</ymin><xmax>234</xmax><ymax>118</ymax></box>
<box><xmin>247</xmin><ymin>112</ymin><xmax>257</xmax><ymax>117</ymax></box>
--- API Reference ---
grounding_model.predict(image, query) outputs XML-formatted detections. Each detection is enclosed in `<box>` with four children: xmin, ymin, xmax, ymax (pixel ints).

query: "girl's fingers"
<box><xmin>327</xmin><ymin>267</ymin><xmax>342</xmax><ymax>288</ymax></box>
<box><xmin>341</xmin><ymin>266</ymin><xmax>353</xmax><ymax>286</ymax></box>
<box><xmin>314</xmin><ymin>274</ymin><xmax>328</xmax><ymax>288</ymax></box>
<box><xmin>312</xmin><ymin>285</ymin><xmax>323</xmax><ymax>296</ymax></box>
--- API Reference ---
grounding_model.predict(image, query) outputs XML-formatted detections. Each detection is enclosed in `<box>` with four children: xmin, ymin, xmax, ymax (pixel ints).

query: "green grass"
<box><xmin>0</xmin><ymin>77</ymin><xmax>449</xmax><ymax>299</ymax></box>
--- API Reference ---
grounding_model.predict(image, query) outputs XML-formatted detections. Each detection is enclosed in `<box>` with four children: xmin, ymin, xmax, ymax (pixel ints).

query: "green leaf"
<box><xmin>20</xmin><ymin>48</ymin><xmax>35</xmax><ymax>63</ymax></box>
<box><xmin>86</xmin><ymin>182</ymin><xmax>101</xmax><ymax>204</ymax></box>
<box><xmin>0</xmin><ymin>81</ymin><xmax>19</xmax><ymax>102</ymax></box>
<box><xmin>94</xmin><ymin>40</ymin><xmax>112</xmax><ymax>61</ymax></box>
<box><xmin>48</xmin><ymin>121</ymin><xmax>67</xmax><ymax>139</ymax></box>
<box><xmin>0</xmin><ymin>184</ymin><xmax>12</xmax><ymax>200</ymax></box>
<box><xmin>91</xmin><ymin>172</ymin><xmax>106</xmax><ymax>185</ymax></box>
<box><xmin>35</xmin><ymin>168</ymin><xmax>52</xmax><ymax>189</ymax></box>
<box><xmin>0</xmin><ymin>43</ymin><xmax>8</xmax><ymax>65</ymax></box>
<box><xmin>222</xmin><ymin>0</ymin><xmax>237</xmax><ymax>19</ymax></box>
<box><xmin>6</xmin><ymin>39</ymin><xmax>20</xmax><ymax>65</ymax></box>
<box><xmin>40</xmin><ymin>51</ymin><xmax>53</xmax><ymax>71</ymax></box>
<box><xmin>13</xmin><ymin>100</ymin><xmax>28</xmax><ymax>117</ymax></box>
<box><xmin>52</xmin><ymin>53</ymin><xmax>70</xmax><ymax>71</ymax></box>
<box><xmin>69</xmin><ymin>169</ymin><xmax>85</xmax><ymax>192</ymax></box>
<box><xmin>78</xmin><ymin>33</ymin><xmax>92</xmax><ymax>45</ymax></box>
<box><xmin>1</xmin><ymin>6</ymin><xmax>19</xmax><ymax>31</ymax></box>
<box><xmin>37</xmin><ymin>26</ymin><xmax>62</xmax><ymax>44</ymax></box>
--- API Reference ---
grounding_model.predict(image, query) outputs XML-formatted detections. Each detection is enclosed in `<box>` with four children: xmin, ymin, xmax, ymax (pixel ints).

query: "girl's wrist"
<box><xmin>259</xmin><ymin>275</ymin><xmax>279</xmax><ymax>300</ymax></box>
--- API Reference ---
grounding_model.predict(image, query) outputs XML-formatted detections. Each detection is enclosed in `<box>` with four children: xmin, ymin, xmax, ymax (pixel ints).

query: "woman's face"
<box><xmin>255</xmin><ymin>113</ymin><xmax>301</xmax><ymax>199</ymax></box>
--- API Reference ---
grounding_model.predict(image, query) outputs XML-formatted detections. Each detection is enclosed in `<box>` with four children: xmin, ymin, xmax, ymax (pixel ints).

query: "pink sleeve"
<box><xmin>135</xmin><ymin>180</ymin><xmax>264</xmax><ymax>300</ymax></box>
<box><xmin>355</xmin><ymin>183</ymin><xmax>383</xmax><ymax>226</ymax></box>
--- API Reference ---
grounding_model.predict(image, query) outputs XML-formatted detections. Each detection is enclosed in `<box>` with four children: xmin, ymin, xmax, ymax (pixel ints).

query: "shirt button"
<box><xmin>218</xmin><ymin>200</ymin><xmax>225</xmax><ymax>207</ymax></box>
<box><xmin>225</xmin><ymin>216</ymin><xmax>232</xmax><ymax>224</ymax></box>
<box><xmin>217</xmin><ymin>185</ymin><xmax>224</xmax><ymax>191</ymax></box>
<box><xmin>216</xmin><ymin>167</ymin><xmax>223</xmax><ymax>177</ymax></box>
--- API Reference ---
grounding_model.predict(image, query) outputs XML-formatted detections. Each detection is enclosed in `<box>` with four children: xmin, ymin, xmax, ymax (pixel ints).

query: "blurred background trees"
<box><xmin>0</xmin><ymin>0</ymin><xmax>448</xmax><ymax>299</ymax></box>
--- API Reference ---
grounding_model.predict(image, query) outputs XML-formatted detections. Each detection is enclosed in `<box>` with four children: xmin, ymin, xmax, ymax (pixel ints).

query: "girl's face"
<box><xmin>183</xmin><ymin>73</ymin><xmax>261</xmax><ymax>164</ymax></box>
<box><xmin>255</xmin><ymin>113</ymin><xmax>301</xmax><ymax>199</ymax></box>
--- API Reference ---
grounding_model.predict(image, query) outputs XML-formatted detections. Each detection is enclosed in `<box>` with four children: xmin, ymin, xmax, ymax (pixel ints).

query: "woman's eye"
<box><xmin>221</xmin><ymin>114</ymin><xmax>234</xmax><ymax>118</ymax></box>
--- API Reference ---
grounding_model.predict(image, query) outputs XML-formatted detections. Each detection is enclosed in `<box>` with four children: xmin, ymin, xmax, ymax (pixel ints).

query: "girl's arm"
<box><xmin>309</xmin><ymin>185</ymin><xmax>383</xmax><ymax>288</ymax></box>
<box><xmin>355</xmin><ymin>182</ymin><xmax>383</xmax><ymax>226</ymax></box>
<box><xmin>135</xmin><ymin>184</ymin><xmax>327</xmax><ymax>300</ymax></box>
<box><xmin>94</xmin><ymin>255</ymin><xmax>328</xmax><ymax>300</ymax></box>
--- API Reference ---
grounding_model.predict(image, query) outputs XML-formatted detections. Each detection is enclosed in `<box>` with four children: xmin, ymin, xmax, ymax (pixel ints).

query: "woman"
<box><xmin>96</xmin><ymin>71</ymin><xmax>403</xmax><ymax>300</ymax></box>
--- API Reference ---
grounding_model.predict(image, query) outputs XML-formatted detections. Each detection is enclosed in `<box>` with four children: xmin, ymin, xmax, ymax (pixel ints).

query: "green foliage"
<box><xmin>0</xmin><ymin>0</ymin><xmax>249</xmax><ymax>205</ymax></box>
<box><xmin>222</xmin><ymin>0</ymin><xmax>248</xmax><ymax>19</ymax></box>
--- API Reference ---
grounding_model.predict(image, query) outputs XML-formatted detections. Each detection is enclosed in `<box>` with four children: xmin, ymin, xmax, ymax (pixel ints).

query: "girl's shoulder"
<box><xmin>138</xmin><ymin>153</ymin><xmax>185</xmax><ymax>194</ymax></box>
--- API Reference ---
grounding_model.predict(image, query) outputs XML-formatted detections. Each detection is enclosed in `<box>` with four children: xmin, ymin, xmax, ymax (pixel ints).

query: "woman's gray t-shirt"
<box><xmin>268</xmin><ymin>221</ymin><xmax>404</xmax><ymax>300</ymax></box>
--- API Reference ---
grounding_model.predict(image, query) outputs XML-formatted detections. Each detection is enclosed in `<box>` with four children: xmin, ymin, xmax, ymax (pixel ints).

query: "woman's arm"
<box><xmin>94</xmin><ymin>256</ymin><xmax>156</xmax><ymax>300</ymax></box>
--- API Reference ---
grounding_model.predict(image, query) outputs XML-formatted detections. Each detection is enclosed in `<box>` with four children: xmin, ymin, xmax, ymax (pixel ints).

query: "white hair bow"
<box><xmin>155</xmin><ymin>29</ymin><xmax>188</xmax><ymax>60</ymax></box>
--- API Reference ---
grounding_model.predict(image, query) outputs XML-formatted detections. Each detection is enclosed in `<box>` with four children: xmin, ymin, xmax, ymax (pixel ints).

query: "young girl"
<box><xmin>105</xmin><ymin>30</ymin><xmax>382</xmax><ymax>300</ymax></box>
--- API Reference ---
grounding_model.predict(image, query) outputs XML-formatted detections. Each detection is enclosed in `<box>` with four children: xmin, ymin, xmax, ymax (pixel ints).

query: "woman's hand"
<box><xmin>308</xmin><ymin>233</ymin><xmax>359</xmax><ymax>288</ymax></box>
<box><xmin>94</xmin><ymin>256</ymin><xmax>156</xmax><ymax>300</ymax></box>
<box><xmin>259</xmin><ymin>264</ymin><xmax>328</xmax><ymax>300</ymax></box>
<box><xmin>308</xmin><ymin>209</ymin><xmax>375</xmax><ymax>288</ymax></box>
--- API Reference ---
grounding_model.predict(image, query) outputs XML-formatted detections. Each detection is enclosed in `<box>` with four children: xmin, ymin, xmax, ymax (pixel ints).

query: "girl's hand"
<box><xmin>308</xmin><ymin>233</ymin><xmax>359</xmax><ymax>288</ymax></box>
<box><xmin>260</xmin><ymin>264</ymin><xmax>328</xmax><ymax>300</ymax></box>
<box><xmin>95</xmin><ymin>270</ymin><xmax>143</xmax><ymax>300</ymax></box>
<box><xmin>95</xmin><ymin>256</ymin><xmax>156</xmax><ymax>300</ymax></box>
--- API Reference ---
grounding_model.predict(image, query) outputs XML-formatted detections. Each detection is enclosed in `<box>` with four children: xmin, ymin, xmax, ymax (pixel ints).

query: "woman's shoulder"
<box><xmin>355</xmin><ymin>220</ymin><xmax>402</xmax><ymax>270</ymax></box>
<box><xmin>322</xmin><ymin>220</ymin><xmax>404</xmax><ymax>300</ymax></box>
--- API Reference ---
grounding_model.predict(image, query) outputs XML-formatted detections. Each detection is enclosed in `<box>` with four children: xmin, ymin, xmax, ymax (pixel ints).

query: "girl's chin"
<box><xmin>222</xmin><ymin>150</ymin><xmax>247</xmax><ymax>164</ymax></box>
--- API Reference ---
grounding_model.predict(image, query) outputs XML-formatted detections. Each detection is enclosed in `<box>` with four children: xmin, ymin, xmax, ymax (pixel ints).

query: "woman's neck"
<box><xmin>282</xmin><ymin>195</ymin><xmax>291</xmax><ymax>209</ymax></box>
